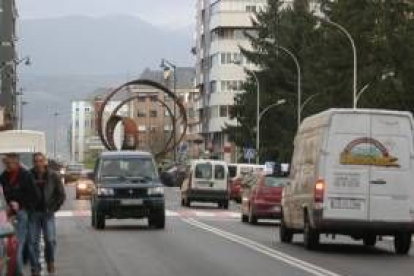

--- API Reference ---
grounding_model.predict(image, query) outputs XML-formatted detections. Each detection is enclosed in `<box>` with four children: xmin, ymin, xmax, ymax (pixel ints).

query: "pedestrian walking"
<box><xmin>29</xmin><ymin>152</ymin><xmax>66</xmax><ymax>275</ymax></box>
<box><xmin>0</xmin><ymin>153</ymin><xmax>40</xmax><ymax>276</ymax></box>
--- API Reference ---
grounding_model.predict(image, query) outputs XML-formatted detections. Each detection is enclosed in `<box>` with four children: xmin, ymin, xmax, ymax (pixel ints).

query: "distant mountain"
<box><xmin>16</xmin><ymin>15</ymin><xmax>195</xmax><ymax>159</ymax></box>
<box><xmin>18</xmin><ymin>15</ymin><xmax>194</xmax><ymax>75</ymax></box>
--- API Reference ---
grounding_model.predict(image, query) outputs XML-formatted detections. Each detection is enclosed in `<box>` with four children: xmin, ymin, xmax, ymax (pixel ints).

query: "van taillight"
<box><xmin>314</xmin><ymin>179</ymin><xmax>325</xmax><ymax>203</ymax></box>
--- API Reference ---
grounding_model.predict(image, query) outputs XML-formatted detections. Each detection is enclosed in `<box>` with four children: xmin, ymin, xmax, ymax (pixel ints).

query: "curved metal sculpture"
<box><xmin>97</xmin><ymin>79</ymin><xmax>188</xmax><ymax>159</ymax></box>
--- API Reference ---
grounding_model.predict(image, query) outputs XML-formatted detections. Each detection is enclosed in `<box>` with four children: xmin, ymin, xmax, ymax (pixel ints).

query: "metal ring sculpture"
<box><xmin>97</xmin><ymin>79</ymin><xmax>188</xmax><ymax>159</ymax></box>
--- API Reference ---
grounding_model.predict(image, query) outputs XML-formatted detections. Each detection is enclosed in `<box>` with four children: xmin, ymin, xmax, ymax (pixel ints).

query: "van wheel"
<box><xmin>181</xmin><ymin>198</ymin><xmax>185</xmax><ymax>207</ymax></box>
<box><xmin>149</xmin><ymin>210</ymin><xmax>166</xmax><ymax>229</ymax></box>
<box><xmin>304</xmin><ymin>215</ymin><xmax>319</xmax><ymax>250</ymax></box>
<box><xmin>91</xmin><ymin>208</ymin><xmax>96</xmax><ymax>228</ymax></box>
<box><xmin>222</xmin><ymin>201</ymin><xmax>229</xmax><ymax>210</ymax></box>
<box><xmin>248</xmin><ymin>207</ymin><xmax>258</xmax><ymax>225</ymax></box>
<box><xmin>241</xmin><ymin>214</ymin><xmax>248</xmax><ymax>223</ymax></box>
<box><xmin>394</xmin><ymin>233</ymin><xmax>412</xmax><ymax>255</ymax></box>
<box><xmin>363</xmin><ymin>235</ymin><xmax>377</xmax><ymax>247</ymax></box>
<box><xmin>96</xmin><ymin>212</ymin><xmax>106</xmax><ymax>230</ymax></box>
<box><xmin>280</xmin><ymin>216</ymin><xmax>293</xmax><ymax>243</ymax></box>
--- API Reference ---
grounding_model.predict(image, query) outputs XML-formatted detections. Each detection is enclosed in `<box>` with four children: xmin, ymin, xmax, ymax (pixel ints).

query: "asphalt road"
<box><xmin>46</xmin><ymin>186</ymin><xmax>414</xmax><ymax>276</ymax></box>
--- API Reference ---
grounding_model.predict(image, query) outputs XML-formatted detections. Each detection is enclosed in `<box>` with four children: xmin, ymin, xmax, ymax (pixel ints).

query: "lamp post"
<box><xmin>259</xmin><ymin>99</ymin><xmax>286</xmax><ymax>123</ymax></box>
<box><xmin>53</xmin><ymin>112</ymin><xmax>59</xmax><ymax>159</ymax></box>
<box><xmin>264</xmin><ymin>40</ymin><xmax>302</xmax><ymax>128</ymax></box>
<box><xmin>355</xmin><ymin>71</ymin><xmax>395</xmax><ymax>107</ymax></box>
<box><xmin>315</xmin><ymin>15</ymin><xmax>358</xmax><ymax>109</ymax></box>
<box><xmin>20</xmin><ymin>100</ymin><xmax>28</xmax><ymax>130</ymax></box>
<box><xmin>232</xmin><ymin>60</ymin><xmax>261</xmax><ymax>163</ymax></box>
<box><xmin>161</xmin><ymin>58</ymin><xmax>178</xmax><ymax>163</ymax></box>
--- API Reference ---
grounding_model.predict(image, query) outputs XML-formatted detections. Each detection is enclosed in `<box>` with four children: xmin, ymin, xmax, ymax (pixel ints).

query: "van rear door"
<box><xmin>323</xmin><ymin>113</ymin><xmax>370</xmax><ymax>221</ymax></box>
<box><xmin>368</xmin><ymin>114</ymin><xmax>412</xmax><ymax>222</ymax></box>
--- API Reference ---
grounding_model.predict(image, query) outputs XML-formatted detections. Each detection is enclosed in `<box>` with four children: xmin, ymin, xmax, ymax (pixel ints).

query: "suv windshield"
<box><xmin>100</xmin><ymin>157</ymin><xmax>157</xmax><ymax>182</ymax></box>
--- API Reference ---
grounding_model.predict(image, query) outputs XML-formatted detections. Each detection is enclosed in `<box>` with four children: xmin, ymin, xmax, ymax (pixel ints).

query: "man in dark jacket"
<box><xmin>29</xmin><ymin>153</ymin><xmax>66</xmax><ymax>275</ymax></box>
<box><xmin>1</xmin><ymin>153</ymin><xmax>40</xmax><ymax>276</ymax></box>
<box><xmin>29</xmin><ymin>152</ymin><xmax>66</xmax><ymax>276</ymax></box>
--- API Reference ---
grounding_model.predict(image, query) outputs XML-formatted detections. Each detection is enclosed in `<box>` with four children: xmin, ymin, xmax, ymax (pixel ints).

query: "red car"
<box><xmin>229</xmin><ymin>177</ymin><xmax>243</xmax><ymax>203</ymax></box>
<box><xmin>0</xmin><ymin>188</ymin><xmax>17</xmax><ymax>276</ymax></box>
<box><xmin>241</xmin><ymin>174</ymin><xmax>288</xmax><ymax>224</ymax></box>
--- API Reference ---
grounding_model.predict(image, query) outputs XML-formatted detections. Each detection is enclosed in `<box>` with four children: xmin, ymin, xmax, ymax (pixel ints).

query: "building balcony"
<box><xmin>210</xmin><ymin>11</ymin><xmax>255</xmax><ymax>30</ymax></box>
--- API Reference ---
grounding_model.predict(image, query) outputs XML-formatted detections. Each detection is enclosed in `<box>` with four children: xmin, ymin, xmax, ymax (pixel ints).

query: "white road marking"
<box><xmin>183</xmin><ymin>218</ymin><xmax>344</xmax><ymax>276</ymax></box>
<box><xmin>56</xmin><ymin>210</ymin><xmax>241</xmax><ymax>219</ymax></box>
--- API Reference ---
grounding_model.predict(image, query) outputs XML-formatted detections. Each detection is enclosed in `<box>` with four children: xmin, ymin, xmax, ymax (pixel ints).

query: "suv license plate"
<box><xmin>121</xmin><ymin>199</ymin><xmax>143</xmax><ymax>206</ymax></box>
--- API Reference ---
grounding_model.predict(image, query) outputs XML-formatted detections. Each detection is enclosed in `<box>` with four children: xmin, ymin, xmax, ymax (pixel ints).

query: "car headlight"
<box><xmin>148</xmin><ymin>186</ymin><xmax>164</xmax><ymax>195</ymax></box>
<box><xmin>78</xmin><ymin>183</ymin><xmax>87</xmax><ymax>190</ymax></box>
<box><xmin>97</xmin><ymin>187</ymin><xmax>114</xmax><ymax>196</ymax></box>
<box><xmin>60</xmin><ymin>168</ymin><xmax>66</xmax><ymax>175</ymax></box>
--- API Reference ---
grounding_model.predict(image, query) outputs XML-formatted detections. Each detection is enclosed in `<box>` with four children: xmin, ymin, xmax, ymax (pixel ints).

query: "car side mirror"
<box><xmin>0</xmin><ymin>222</ymin><xmax>14</xmax><ymax>238</ymax></box>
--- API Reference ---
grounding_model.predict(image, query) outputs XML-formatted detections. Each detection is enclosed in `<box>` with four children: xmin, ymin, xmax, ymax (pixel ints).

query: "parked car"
<box><xmin>160</xmin><ymin>165</ymin><xmax>187</xmax><ymax>187</ymax></box>
<box><xmin>181</xmin><ymin>160</ymin><xmax>229</xmax><ymax>209</ymax></box>
<box><xmin>228</xmin><ymin>164</ymin><xmax>264</xmax><ymax>203</ymax></box>
<box><xmin>64</xmin><ymin>163</ymin><xmax>83</xmax><ymax>183</ymax></box>
<box><xmin>75</xmin><ymin>170</ymin><xmax>95</xmax><ymax>199</ymax></box>
<box><xmin>241</xmin><ymin>173</ymin><xmax>288</xmax><ymax>224</ymax></box>
<box><xmin>0</xmin><ymin>188</ymin><xmax>17</xmax><ymax>276</ymax></box>
<box><xmin>281</xmin><ymin>109</ymin><xmax>414</xmax><ymax>254</ymax></box>
<box><xmin>91</xmin><ymin>151</ymin><xmax>165</xmax><ymax>230</ymax></box>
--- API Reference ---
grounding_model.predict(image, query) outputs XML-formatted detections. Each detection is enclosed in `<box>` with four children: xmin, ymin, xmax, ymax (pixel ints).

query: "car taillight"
<box><xmin>314</xmin><ymin>179</ymin><xmax>325</xmax><ymax>203</ymax></box>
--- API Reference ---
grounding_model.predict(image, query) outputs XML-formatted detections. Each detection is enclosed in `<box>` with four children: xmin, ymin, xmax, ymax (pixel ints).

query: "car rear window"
<box><xmin>195</xmin><ymin>163</ymin><xmax>212</xmax><ymax>179</ymax></box>
<box><xmin>214</xmin><ymin>165</ymin><xmax>226</xmax><ymax>179</ymax></box>
<box><xmin>264</xmin><ymin>177</ymin><xmax>287</xmax><ymax>187</ymax></box>
<box><xmin>228</xmin><ymin>165</ymin><xmax>236</xmax><ymax>178</ymax></box>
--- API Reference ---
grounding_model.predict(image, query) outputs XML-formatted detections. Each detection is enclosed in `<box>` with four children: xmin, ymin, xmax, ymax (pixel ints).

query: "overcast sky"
<box><xmin>17</xmin><ymin>0</ymin><xmax>196</xmax><ymax>28</ymax></box>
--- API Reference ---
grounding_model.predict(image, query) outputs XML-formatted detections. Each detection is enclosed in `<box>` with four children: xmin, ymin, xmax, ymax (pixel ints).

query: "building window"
<box><xmin>210</xmin><ymin>106</ymin><xmax>219</xmax><ymax>118</ymax></box>
<box><xmin>137</xmin><ymin>111</ymin><xmax>146</xmax><ymax>118</ymax></box>
<box><xmin>150</xmin><ymin>95</ymin><xmax>158</xmax><ymax>102</ymax></box>
<box><xmin>220</xmin><ymin>106</ymin><xmax>228</xmax><ymax>118</ymax></box>
<box><xmin>138</xmin><ymin>125</ymin><xmax>147</xmax><ymax>133</ymax></box>
<box><xmin>210</xmin><ymin>81</ymin><xmax>217</xmax><ymax>93</ymax></box>
<box><xmin>246</xmin><ymin>5</ymin><xmax>257</xmax><ymax>13</ymax></box>
<box><xmin>150</xmin><ymin>110</ymin><xmax>158</xmax><ymax>118</ymax></box>
<box><xmin>138</xmin><ymin>96</ymin><xmax>146</xmax><ymax>102</ymax></box>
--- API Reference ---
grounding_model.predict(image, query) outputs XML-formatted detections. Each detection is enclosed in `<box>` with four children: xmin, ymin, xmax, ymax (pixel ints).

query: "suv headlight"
<box><xmin>148</xmin><ymin>186</ymin><xmax>164</xmax><ymax>195</ymax></box>
<box><xmin>97</xmin><ymin>187</ymin><xmax>114</xmax><ymax>196</ymax></box>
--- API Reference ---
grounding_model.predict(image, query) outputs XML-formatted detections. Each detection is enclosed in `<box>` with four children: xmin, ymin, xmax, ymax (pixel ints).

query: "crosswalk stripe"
<box><xmin>56</xmin><ymin>210</ymin><xmax>241</xmax><ymax>219</ymax></box>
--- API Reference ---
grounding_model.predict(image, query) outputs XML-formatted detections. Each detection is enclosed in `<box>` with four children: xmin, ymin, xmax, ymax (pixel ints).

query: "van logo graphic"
<box><xmin>340</xmin><ymin>137</ymin><xmax>400</xmax><ymax>167</ymax></box>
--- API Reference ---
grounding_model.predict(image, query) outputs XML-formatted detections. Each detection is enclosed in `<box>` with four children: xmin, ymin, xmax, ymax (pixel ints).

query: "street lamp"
<box><xmin>160</xmin><ymin>58</ymin><xmax>178</xmax><ymax>163</ymax></box>
<box><xmin>259</xmin><ymin>99</ymin><xmax>286</xmax><ymax>123</ymax></box>
<box><xmin>315</xmin><ymin>14</ymin><xmax>358</xmax><ymax>109</ymax></box>
<box><xmin>355</xmin><ymin>71</ymin><xmax>395</xmax><ymax>107</ymax></box>
<box><xmin>53</xmin><ymin>112</ymin><xmax>59</xmax><ymax>159</ymax></box>
<box><xmin>20</xmin><ymin>100</ymin><xmax>28</xmax><ymax>130</ymax></box>
<box><xmin>232</xmin><ymin>59</ymin><xmax>260</xmax><ymax>164</ymax></box>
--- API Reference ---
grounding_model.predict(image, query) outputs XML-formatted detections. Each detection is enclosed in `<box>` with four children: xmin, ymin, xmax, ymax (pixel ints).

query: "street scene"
<box><xmin>1</xmin><ymin>0</ymin><xmax>414</xmax><ymax>276</ymax></box>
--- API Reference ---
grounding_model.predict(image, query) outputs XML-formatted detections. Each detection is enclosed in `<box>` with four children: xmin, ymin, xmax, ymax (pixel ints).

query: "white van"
<box><xmin>281</xmin><ymin>109</ymin><xmax>414</xmax><ymax>254</ymax></box>
<box><xmin>181</xmin><ymin>160</ymin><xmax>229</xmax><ymax>209</ymax></box>
<box><xmin>0</xmin><ymin>130</ymin><xmax>46</xmax><ymax>169</ymax></box>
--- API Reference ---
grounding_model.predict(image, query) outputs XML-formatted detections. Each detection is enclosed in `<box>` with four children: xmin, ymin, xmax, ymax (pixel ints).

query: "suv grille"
<box><xmin>114</xmin><ymin>188</ymin><xmax>147</xmax><ymax>198</ymax></box>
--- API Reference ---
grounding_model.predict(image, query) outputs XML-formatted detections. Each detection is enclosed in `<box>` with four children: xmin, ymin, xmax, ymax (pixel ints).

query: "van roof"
<box><xmin>299</xmin><ymin>108</ymin><xmax>413</xmax><ymax>134</ymax></box>
<box><xmin>191</xmin><ymin>159</ymin><xmax>227</xmax><ymax>165</ymax></box>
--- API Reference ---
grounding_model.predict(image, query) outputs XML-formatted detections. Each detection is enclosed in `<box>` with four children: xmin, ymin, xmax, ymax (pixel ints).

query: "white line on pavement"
<box><xmin>183</xmin><ymin>218</ymin><xmax>344</xmax><ymax>276</ymax></box>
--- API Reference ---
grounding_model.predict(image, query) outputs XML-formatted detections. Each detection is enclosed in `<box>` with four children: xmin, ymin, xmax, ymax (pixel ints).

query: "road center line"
<box><xmin>182</xmin><ymin>218</ymin><xmax>344</xmax><ymax>276</ymax></box>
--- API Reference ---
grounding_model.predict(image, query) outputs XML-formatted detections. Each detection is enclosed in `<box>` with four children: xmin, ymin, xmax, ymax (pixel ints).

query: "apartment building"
<box><xmin>131</xmin><ymin>67</ymin><xmax>201</xmax><ymax>160</ymax></box>
<box><xmin>0</xmin><ymin>0</ymin><xmax>18</xmax><ymax>129</ymax></box>
<box><xmin>195</xmin><ymin>0</ymin><xmax>267</xmax><ymax>160</ymax></box>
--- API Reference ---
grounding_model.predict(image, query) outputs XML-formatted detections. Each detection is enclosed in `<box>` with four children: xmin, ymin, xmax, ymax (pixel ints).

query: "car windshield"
<box><xmin>264</xmin><ymin>176</ymin><xmax>288</xmax><ymax>188</ymax></box>
<box><xmin>100</xmin><ymin>157</ymin><xmax>157</xmax><ymax>181</ymax></box>
<box><xmin>228</xmin><ymin>165</ymin><xmax>237</xmax><ymax>178</ymax></box>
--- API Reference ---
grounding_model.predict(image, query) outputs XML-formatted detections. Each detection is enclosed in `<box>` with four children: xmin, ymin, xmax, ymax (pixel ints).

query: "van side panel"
<box><xmin>323</xmin><ymin>114</ymin><xmax>370</xmax><ymax>221</ymax></box>
<box><xmin>368</xmin><ymin>114</ymin><xmax>413</xmax><ymax>222</ymax></box>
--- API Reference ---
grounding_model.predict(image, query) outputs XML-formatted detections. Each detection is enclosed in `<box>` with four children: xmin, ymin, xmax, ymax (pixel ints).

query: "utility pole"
<box><xmin>53</xmin><ymin>112</ymin><xmax>59</xmax><ymax>159</ymax></box>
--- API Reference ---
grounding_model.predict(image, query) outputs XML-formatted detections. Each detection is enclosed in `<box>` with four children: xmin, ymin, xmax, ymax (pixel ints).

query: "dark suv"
<box><xmin>91</xmin><ymin>151</ymin><xmax>165</xmax><ymax>230</ymax></box>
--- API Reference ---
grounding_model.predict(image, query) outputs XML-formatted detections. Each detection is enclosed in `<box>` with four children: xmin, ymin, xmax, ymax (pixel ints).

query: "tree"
<box><xmin>225</xmin><ymin>0</ymin><xmax>414</xmax><ymax>163</ymax></box>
